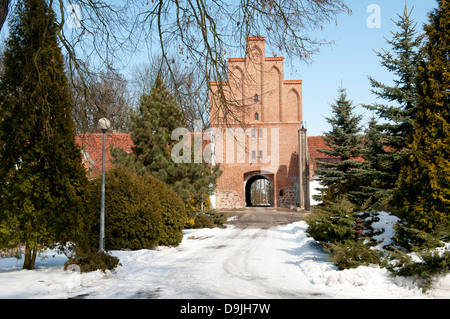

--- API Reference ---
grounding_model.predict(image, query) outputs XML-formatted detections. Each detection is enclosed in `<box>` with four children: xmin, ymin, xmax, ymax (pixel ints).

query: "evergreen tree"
<box><xmin>350</xmin><ymin>116</ymin><xmax>392</xmax><ymax>206</ymax></box>
<box><xmin>395</xmin><ymin>0</ymin><xmax>450</xmax><ymax>232</ymax></box>
<box><xmin>113</xmin><ymin>74</ymin><xmax>221</xmax><ymax>207</ymax></box>
<box><xmin>0</xmin><ymin>0</ymin><xmax>90</xmax><ymax>269</ymax></box>
<box><xmin>363</xmin><ymin>5</ymin><xmax>424</xmax><ymax>194</ymax></box>
<box><xmin>314</xmin><ymin>86</ymin><xmax>363</xmax><ymax>200</ymax></box>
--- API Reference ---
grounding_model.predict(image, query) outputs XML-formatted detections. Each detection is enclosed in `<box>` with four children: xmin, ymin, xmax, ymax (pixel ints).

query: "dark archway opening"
<box><xmin>245</xmin><ymin>175</ymin><xmax>273</xmax><ymax>207</ymax></box>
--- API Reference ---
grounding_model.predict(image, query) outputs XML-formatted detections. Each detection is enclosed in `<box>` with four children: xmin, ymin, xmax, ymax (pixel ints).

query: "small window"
<box><xmin>259</xmin><ymin>150</ymin><xmax>263</xmax><ymax>159</ymax></box>
<box><xmin>258</xmin><ymin>128</ymin><xmax>263</xmax><ymax>138</ymax></box>
<box><xmin>280</xmin><ymin>190</ymin><xmax>284</xmax><ymax>197</ymax></box>
<box><xmin>255</xmin><ymin>112</ymin><xmax>259</xmax><ymax>120</ymax></box>
<box><xmin>252</xmin><ymin>151</ymin><xmax>256</xmax><ymax>159</ymax></box>
<box><xmin>254</xmin><ymin>94</ymin><xmax>259</xmax><ymax>102</ymax></box>
<box><xmin>251</xmin><ymin>128</ymin><xmax>256</xmax><ymax>138</ymax></box>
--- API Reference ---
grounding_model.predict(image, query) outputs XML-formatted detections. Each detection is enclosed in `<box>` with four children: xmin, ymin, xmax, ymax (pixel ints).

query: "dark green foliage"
<box><xmin>324</xmin><ymin>240</ymin><xmax>384</xmax><ymax>270</ymax></box>
<box><xmin>364</xmin><ymin>5</ymin><xmax>423</xmax><ymax>149</ymax></box>
<box><xmin>388</xmin><ymin>217</ymin><xmax>450</xmax><ymax>291</ymax></box>
<box><xmin>88</xmin><ymin>165</ymin><xmax>186</xmax><ymax>249</ymax></box>
<box><xmin>191</xmin><ymin>210</ymin><xmax>227</xmax><ymax>229</ymax></box>
<box><xmin>394</xmin><ymin>217</ymin><xmax>450</xmax><ymax>252</ymax></box>
<box><xmin>389</xmin><ymin>249</ymin><xmax>450</xmax><ymax>292</ymax></box>
<box><xmin>306</xmin><ymin>197</ymin><xmax>384</xmax><ymax>269</ymax></box>
<box><xmin>64</xmin><ymin>243</ymin><xmax>121</xmax><ymax>273</ymax></box>
<box><xmin>112</xmin><ymin>74</ymin><xmax>221</xmax><ymax>207</ymax></box>
<box><xmin>394</xmin><ymin>0</ymin><xmax>450</xmax><ymax>232</ymax></box>
<box><xmin>352</xmin><ymin>117</ymin><xmax>395</xmax><ymax>206</ymax></box>
<box><xmin>357</xmin><ymin>6</ymin><xmax>424</xmax><ymax>210</ymax></box>
<box><xmin>0</xmin><ymin>0</ymin><xmax>90</xmax><ymax>269</ymax></box>
<box><xmin>193</xmin><ymin>214</ymin><xmax>215</xmax><ymax>229</ymax></box>
<box><xmin>306</xmin><ymin>197</ymin><xmax>360</xmax><ymax>243</ymax></box>
<box><xmin>203</xmin><ymin>210</ymin><xmax>227</xmax><ymax>228</ymax></box>
<box><xmin>156</xmin><ymin>180</ymin><xmax>187</xmax><ymax>246</ymax></box>
<box><xmin>314</xmin><ymin>87</ymin><xmax>363</xmax><ymax>200</ymax></box>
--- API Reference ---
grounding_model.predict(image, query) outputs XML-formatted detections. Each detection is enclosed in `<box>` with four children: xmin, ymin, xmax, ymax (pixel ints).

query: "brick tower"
<box><xmin>210</xmin><ymin>36</ymin><xmax>308</xmax><ymax>209</ymax></box>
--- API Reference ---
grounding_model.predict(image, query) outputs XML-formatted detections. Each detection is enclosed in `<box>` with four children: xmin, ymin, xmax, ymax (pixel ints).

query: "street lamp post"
<box><xmin>98</xmin><ymin>118</ymin><xmax>111</xmax><ymax>252</ymax></box>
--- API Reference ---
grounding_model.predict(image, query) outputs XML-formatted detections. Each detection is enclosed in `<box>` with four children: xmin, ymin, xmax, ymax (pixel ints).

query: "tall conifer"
<box><xmin>395</xmin><ymin>0</ymin><xmax>450</xmax><ymax>232</ymax></box>
<box><xmin>363</xmin><ymin>5</ymin><xmax>424</xmax><ymax>195</ymax></box>
<box><xmin>113</xmin><ymin>75</ymin><xmax>221</xmax><ymax>207</ymax></box>
<box><xmin>314</xmin><ymin>87</ymin><xmax>363</xmax><ymax>199</ymax></box>
<box><xmin>351</xmin><ymin>116</ymin><xmax>392</xmax><ymax>206</ymax></box>
<box><xmin>0</xmin><ymin>0</ymin><xmax>89</xmax><ymax>269</ymax></box>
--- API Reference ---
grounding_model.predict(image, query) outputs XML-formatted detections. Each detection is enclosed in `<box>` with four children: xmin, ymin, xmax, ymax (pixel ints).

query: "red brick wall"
<box><xmin>210</xmin><ymin>37</ymin><xmax>303</xmax><ymax>208</ymax></box>
<box><xmin>75</xmin><ymin>131</ymin><xmax>133</xmax><ymax>177</ymax></box>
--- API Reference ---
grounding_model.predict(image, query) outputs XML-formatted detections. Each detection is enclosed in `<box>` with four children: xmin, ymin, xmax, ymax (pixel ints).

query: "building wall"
<box><xmin>75</xmin><ymin>131</ymin><xmax>133</xmax><ymax>177</ymax></box>
<box><xmin>210</xmin><ymin>36</ymin><xmax>304</xmax><ymax>209</ymax></box>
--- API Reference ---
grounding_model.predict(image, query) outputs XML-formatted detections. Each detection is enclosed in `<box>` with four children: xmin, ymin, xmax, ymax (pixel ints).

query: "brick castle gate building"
<box><xmin>210</xmin><ymin>36</ymin><xmax>310</xmax><ymax>210</ymax></box>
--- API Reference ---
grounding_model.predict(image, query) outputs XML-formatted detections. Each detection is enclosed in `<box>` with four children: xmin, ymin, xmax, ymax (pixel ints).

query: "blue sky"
<box><xmin>291</xmin><ymin>0</ymin><xmax>436</xmax><ymax>136</ymax></box>
<box><xmin>0</xmin><ymin>0</ymin><xmax>435</xmax><ymax>137</ymax></box>
<box><xmin>114</xmin><ymin>0</ymin><xmax>435</xmax><ymax>136</ymax></box>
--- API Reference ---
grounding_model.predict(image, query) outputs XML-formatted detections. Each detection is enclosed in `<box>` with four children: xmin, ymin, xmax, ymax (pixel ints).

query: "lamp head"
<box><xmin>98</xmin><ymin>118</ymin><xmax>111</xmax><ymax>132</ymax></box>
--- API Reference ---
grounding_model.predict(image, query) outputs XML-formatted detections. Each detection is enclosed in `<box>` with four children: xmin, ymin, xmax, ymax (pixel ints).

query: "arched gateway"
<box><xmin>245</xmin><ymin>173</ymin><xmax>274</xmax><ymax>207</ymax></box>
<box><xmin>210</xmin><ymin>36</ymin><xmax>310</xmax><ymax>210</ymax></box>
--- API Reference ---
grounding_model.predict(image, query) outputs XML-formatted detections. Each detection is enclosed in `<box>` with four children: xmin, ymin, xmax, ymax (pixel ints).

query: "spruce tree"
<box><xmin>350</xmin><ymin>116</ymin><xmax>392</xmax><ymax>206</ymax></box>
<box><xmin>113</xmin><ymin>75</ymin><xmax>221</xmax><ymax>207</ymax></box>
<box><xmin>314</xmin><ymin>86</ymin><xmax>363</xmax><ymax>200</ymax></box>
<box><xmin>0</xmin><ymin>0</ymin><xmax>89</xmax><ymax>269</ymax></box>
<box><xmin>395</xmin><ymin>0</ymin><xmax>450</xmax><ymax>232</ymax></box>
<box><xmin>363</xmin><ymin>5</ymin><xmax>424</xmax><ymax>195</ymax></box>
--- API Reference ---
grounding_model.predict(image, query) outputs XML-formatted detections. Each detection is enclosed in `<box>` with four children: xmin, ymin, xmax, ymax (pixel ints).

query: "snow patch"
<box><xmin>0</xmin><ymin>216</ymin><xmax>448</xmax><ymax>299</ymax></box>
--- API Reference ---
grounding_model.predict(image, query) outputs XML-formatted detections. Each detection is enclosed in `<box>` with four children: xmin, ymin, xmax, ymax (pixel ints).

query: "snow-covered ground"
<box><xmin>1</xmin><ymin>182</ymin><xmax>449</xmax><ymax>299</ymax></box>
<box><xmin>1</xmin><ymin>216</ymin><xmax>449</xmax><ymax>299</ymax></box>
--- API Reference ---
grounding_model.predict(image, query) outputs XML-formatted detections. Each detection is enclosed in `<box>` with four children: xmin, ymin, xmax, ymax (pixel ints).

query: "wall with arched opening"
<box><xmin>244</xmin><ymin>172</ymin><xmax>274</xmax><ymax>207</ymax></box>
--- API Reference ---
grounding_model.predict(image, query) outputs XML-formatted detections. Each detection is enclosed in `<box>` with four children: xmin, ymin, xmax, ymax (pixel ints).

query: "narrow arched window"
<box><xmin>254</xmin><ymin>94</ymin><xmax>259</xmax><ymax>102</ymax></box>
<box><xmin>255</xmin><ymin>112</ymin><xmax>259</xmax><ymax>120</ymax></box>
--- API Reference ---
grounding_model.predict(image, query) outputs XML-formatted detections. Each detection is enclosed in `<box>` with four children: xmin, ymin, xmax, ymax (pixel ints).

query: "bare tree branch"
<box><xmin>1</xmin><ymin>0</ymin><xmax>351</xmax><ymax>128</ymax></box>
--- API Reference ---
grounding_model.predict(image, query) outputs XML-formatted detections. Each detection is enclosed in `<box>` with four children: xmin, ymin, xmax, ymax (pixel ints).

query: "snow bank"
<box><xmin>274</xmin><ymin>221</ymin><xmax>431</xmax><ymax>298</ymax></box>
<box><xmin>0</xmin><ymin>216</ymin><xmax>449</xmax><ymax>299</ymax></box>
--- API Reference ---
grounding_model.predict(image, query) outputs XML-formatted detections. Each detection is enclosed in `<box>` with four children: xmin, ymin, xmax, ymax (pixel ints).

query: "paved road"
<box><xmin>226</xmin><ymin>206</ymin><xmax>309</xmax><ymax>229</ymax></box>
<box><xmin>63</xmin><ymin>207</ymin><xmax>330</xmax><ymax>299</ymax></box>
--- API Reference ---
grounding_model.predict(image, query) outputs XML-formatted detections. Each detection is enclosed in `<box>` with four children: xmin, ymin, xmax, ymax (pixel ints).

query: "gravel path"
<box><xmin>226</xmin><ymin>206</ymin><xmax>309</xmax><ymax>229</ymax></box>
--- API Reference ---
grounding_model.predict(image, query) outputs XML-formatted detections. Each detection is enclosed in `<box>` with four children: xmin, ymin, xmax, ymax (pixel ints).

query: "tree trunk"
<box><xmin>0</xmin><ymin>0</ymin><xmax>9</xmax><ymax>33</ymax></box>
<box><xmin>23</xmin><ymin>242</ymin><xmax>32</xmax><ymax>269</ymax></box>
<box><xmin>23</xmin><ymin>242</ymin><xmax>37</xmax><ymax>270</ymax></box>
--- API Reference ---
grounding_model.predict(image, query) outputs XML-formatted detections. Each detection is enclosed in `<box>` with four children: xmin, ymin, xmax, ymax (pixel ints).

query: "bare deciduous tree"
<box><xmin>70</xmin><ymin>68</ymin><xmax>131</xmax><ymax>134</ymax></box>
<box><xmin>1</xmin><ymin>0</ymin><xmax>351</xmax><ymax>126</ymax></box>
<box><xmin>131</xmin><ymin>55</ymin><xmax>210</xmax><ymax>131</ymax></box>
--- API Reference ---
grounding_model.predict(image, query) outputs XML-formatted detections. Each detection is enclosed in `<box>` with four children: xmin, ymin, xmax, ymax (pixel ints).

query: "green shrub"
<box><xmin>388</xmin><ymin>218</ymin><xmax>450</xmax><ymax>291</ymax></box>
<box><xmin>88</xmin><ymin>165</ymin><xmax>186</xmax><ymax>250</ymax></box>
<box><xmin>306</xmin><ymin>197</ymin><xmax>385</xmax><ymax>269</ymax></box>
<box><xmin>155</xmin><ymin>183</ymin><xmax>186</xmax><ymax>246</ymax></box>
<box><xmin>194</xmin><ymin>214</ymin><xmax>215</xmax><ymax>229</ymax></box>
<box><xmin>64</xmin><ymin>244</ymin><xmax>121</xmax><ymax>273</ymax></box>
<box><xmin>306</xmin><ymin>197</ymin><xmax>358</xmax><ymax>243</ymax></box>
<box><xmin>324</xmin><ymin>240</ymin><xmax>384</xmax><ymax>270</ymax></box>
<box><xmin>187</xmin><ymin>210</ymin><xmax>227</xmax><ymax>229</ymax></box>
<box><xmin>388</xmin><ymin>250</ymin><xmax>450</xmax><ymax>292</ymax></box>
<box><xmin>203</xmin><ymin>210</ymin><xmax>227</xmax><ymax>228</ymax></box>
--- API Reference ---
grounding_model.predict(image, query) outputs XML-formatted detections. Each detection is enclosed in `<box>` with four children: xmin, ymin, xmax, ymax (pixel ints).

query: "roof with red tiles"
<box><xmin>308</xmin><ymin>136</ymin><xmax>334</xmax><ymax>160</ymax></box>
<box><xmin>76</xmin><ymin>131</ymin><xmax>212</xmax><ymax>177</ymax></box>
<box><xmin>76</xmin><ymin>133</ymin><xmax>358</xmax><ymax>180</ymax></box>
